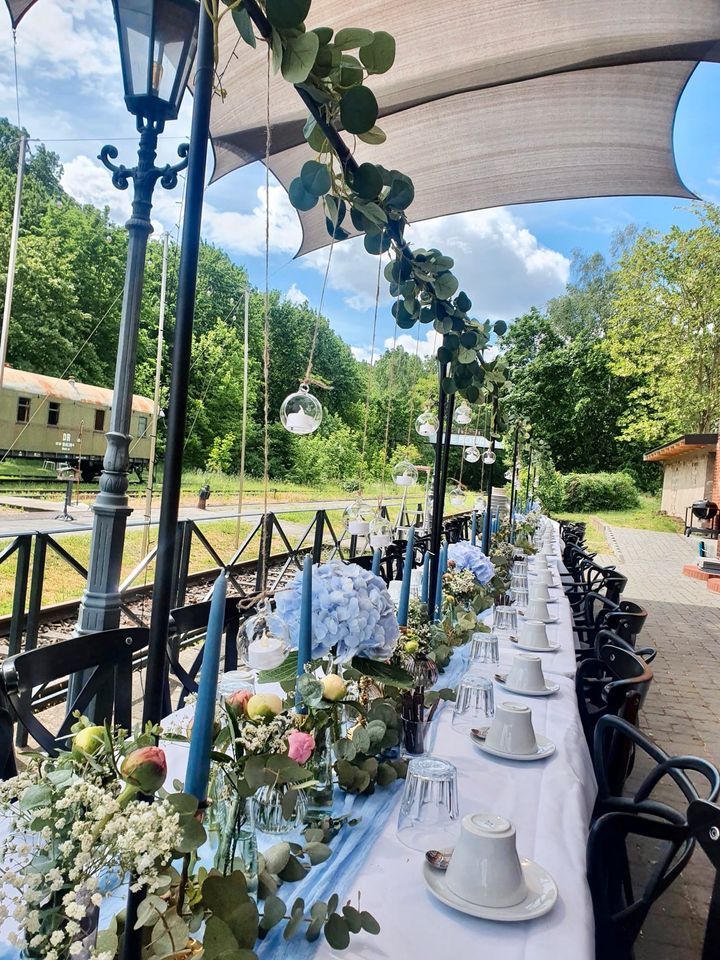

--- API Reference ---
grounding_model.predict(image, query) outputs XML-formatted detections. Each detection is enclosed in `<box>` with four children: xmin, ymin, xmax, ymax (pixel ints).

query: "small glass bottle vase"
<box><xmin>253</xmin><ymin>782</ymin><xmax>307</xmax><ymax>835</ymax></box>
<box><xmin>306</xmin><ymin>727</ymin><xmax>334</xmax><ymax>813</ymax></box>
<box><xmin>208</xmin><ymin>771</ymin><xmax>258</xmax><ymax>893</ymax></box>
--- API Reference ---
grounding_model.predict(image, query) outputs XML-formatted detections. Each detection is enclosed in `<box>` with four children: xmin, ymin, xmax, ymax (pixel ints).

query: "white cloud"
<box><xmin>351</xmin><ymin>344</ymin><xmax>379</xmax><ymax>364</ymax></box>
<box><xmin>299</xmin><ymin>207</ymin><xmax>570</xmax><ymax>322</ymax></box>
<box><xmin>387</xmin><ymin>328</ymin><xmax>440</xmax><ymax>358</ymax></box>
<box><xmin>285</xmin><ymin>283</ymin><xmax>309</xmax><ymax>305</ymax></box>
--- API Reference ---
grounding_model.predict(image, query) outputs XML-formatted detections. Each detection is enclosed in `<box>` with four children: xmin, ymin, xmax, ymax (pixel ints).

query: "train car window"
<box><xmin>138</xmin><ymin>415</ymin><xmax>148</xmax><ymax>437</ymax></box>
<box><xmin>16</xmin><ymin>397</ymin><xmax>30</xmax><ymax>423</ymax></box>
<box><xmin>48</xmin><ymin>402</ymin><xmax>60</xmax><ymax>426</ymax></box>
<box><xmin>94</xmin><ymin>409</ymin><xmax>105</xmax><ymax>431</ymax></box>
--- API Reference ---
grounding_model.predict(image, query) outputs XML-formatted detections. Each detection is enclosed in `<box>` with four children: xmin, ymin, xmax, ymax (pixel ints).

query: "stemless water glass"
<box><xmin>451</xmin><ymin>674</ymin><xmax>495</xmax><ymax>734</ymax></box>
<box><xmin>467</xmin><ymin>632</ymin><xmax>499</xmax><ymax>666</ymax></box>
<box><xmin>493</xmin><ymin>604</ymin><xmax>518</xmax><ymax>636</ymax></box>
<box><xmin>512</xmin><ymin>560</ymin><xmax>528</xmax><ymax>577</ymax></box>
<box><xmin>397</xmin><ymin>757</ymin><xmax>460</xmax><ymax>851</ymax></box>
<box><xmin>510</xmin><ymin>586</ymin><xmax>529</xmax><ymax>611</ymax></box>
<box><xmin>510</xmin><ymin>572</ymin><xmax>528</xmax><ymax>592</ymax></box>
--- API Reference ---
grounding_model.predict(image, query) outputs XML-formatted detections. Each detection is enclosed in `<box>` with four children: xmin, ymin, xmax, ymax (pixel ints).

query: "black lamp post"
<box><xmin>76</xmin><ymin>0</ymin><xmax>199</xmax><ymax>643</ymax></box>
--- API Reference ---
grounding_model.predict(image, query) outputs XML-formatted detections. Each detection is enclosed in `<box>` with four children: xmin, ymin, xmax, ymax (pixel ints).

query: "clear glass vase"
<box><xmin>306</xmin><ymin>727</ymin><xmax>334</xmax><ymax>813</ymax></box>
<box><xmin>208</xmin><ymin>771</ymin><xmax>258</xmax><ymax>893</ymax></box>
<box><xmin>252</xmin><ymin>782</ymin><xmax>307</xmax><ymax>835</ymax></box>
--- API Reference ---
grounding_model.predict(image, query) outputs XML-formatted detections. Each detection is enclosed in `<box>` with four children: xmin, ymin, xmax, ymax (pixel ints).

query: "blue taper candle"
<box><xmin>420</xmin><ymin>550</ymin><xmax>430</xmax><ymax>604</ymax></box>
<box><xmin>471</xmin><ymin>510</ymin><xmax>478</xmax><ymax>546</ymax></box>
<box><xmin>396</xmin><ymin>526</ymin><xmax>415</xmax><ymax>627</ymax></box>
<box><xmin>185</xmin><ymin>572</ymin><xmax>226</xmax><ymax>802</ymax></box>
<box><xmin>296</xmin><ymin>555</ymin><xmax>313</xmax><ymax>712</ymax></box>
<box><xmin>434</xmin><ymin>542</ymin><xmax>447</xmax><ymax>622</ymax></box>
<box><xmin>371</xmin><ymin>547</ymin><xmax>382</xmax><ymax>576</ymax></box>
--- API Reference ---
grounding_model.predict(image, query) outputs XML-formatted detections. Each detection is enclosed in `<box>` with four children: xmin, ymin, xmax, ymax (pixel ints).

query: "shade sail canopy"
<box><xmin>207</xmin><ymin>0</ymin><xmax>720</xmax><ymax>255</ymax></box>
<box><xmin>3</xmin><ymin>0</ymin><xmax>37</xmax><ymax>28</ymax></box>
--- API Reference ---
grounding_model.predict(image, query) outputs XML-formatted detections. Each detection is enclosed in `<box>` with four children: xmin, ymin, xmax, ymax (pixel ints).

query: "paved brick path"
<box><xmin>598</xmin><ymin>525</ymin><xmax>720</xmax><ymax>960</ymax></box>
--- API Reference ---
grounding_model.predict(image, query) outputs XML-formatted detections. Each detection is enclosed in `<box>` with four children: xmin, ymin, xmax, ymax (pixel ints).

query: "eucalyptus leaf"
<box><xmin>349</xmin><ymin>725</ymin><xmax>370</xmax><ymax>754</ymax></box>
<box><xmin>333</xmin><ymin>738</ymin><xmax>357</xmax><ymax>762</ymax></box>
<box><xmin>335</xmin><ymin>27</ymin><xmax>374</xmax><ymax>49</ymax></box>
<box><xmin>325</xmin><ymin>913</ymin><xmax>351</xmax><ymax>950</ymax></box>
<box><xmin>278</xmin><ymin>855</ymin><xmax>309</xmax><ymax>883</ymax></box>
<box><xmin>358</xmin><ymin>125</ymin><xmax>387</xmax><ymax>144</ymax></box>
<box><xmin>282</xmin><ymin>30</ymin><xmax>320</xmax><ymax>83</ymax></box>
<box><xmin>263</xmin><ymin>842</ymin><xmax>291</xmax><ymax>875</ymax></box>
<box><xmin>151</xmin><ymin>910</ymin><xmax>190</xmax><ymax>958</ymax></box>
<box><xmin>297</xmin><ymin>673</ymin><xmax>324</xmax><ymax>707</ymax></box>
<box><xmin>328</xmin><ymin>894</ymin><xmax>339</xmax><ymax>915</ymax></box>
<box><xmin>203</xmin><ymin>916</ymin><xmax>239</xmax><ymax>958</ymax></box>
<box><xmin>434</xmin><ymin>271</ymin><xmax>459</xmax><ymax>300</ymax></box>
<box><xmin>266</xmin><ymin>0</ymin><xmax>311</xmax><ymax>30</ymax></box>
<box><xmin>342</xmin><ymin>905</ymin><xmax>363</xmax><ymax>934</ymax></box>
<box><xmin>304</xmin><ymin>841</ymin><xmax>332</xmax><ymax>865</ymax></box>
<box><xmin>385</xmin><ymin>174</ymin><xmax>414</xmax><ymax>211</ymax></box>
<box><xmin>456</xmin><ymin>291</ymin><xmax>472</xmax><ymax>312</ymax></box>
<box><xmin>340</xmin><ymin>85</ymin><xmax>379</xmax><ymax>135</ymax></box>
<box><xmin>260</xmin><ymin>895</ymin><xmax>287</xmax><ymax>931</ymax></box>
<box><xmin>494</xmin><ymin>319</ymin><xmax>508</xmax><ymax>335</ymax></box>
<box><xmin>360</xmin><ymin>910</ymin><xmax>381</xmax><ymax>935</ymax></box>
<box><xmin>352</xmin><ymin>162</ymin><xmax>383</xmax><ymax>200</ymax></box>
<box><xmin>375</xmin><ymin>762</ymin><xmax>398</xmax><ymax>786</ymax></box>
<box><xmin>227</xmin><ymin>900</ymin><xmax>260</xmax><ymax>949</ymax></box>
<box><xmin>359</xmin><ymin>31</ymin><xmax>396</xmax><ymax>74</ymax></box>
<box><xmin>442</xmin><ymin>376</ymin><xmax>458</xmax><ymax>394</ymax></box>
<box><xmin>288</xmin><ymin>177</ymin><xmax>318</xmax><ymax>211</ymax></box>
<box><xmin>232</xmin><ymin>5</ymin><xmax>256</xmax><ymax>47</ymax></box>
<box><xmin>364</xmin><ymin>230</ymin><xmax>391</xmax><ymax>254</ymax></box>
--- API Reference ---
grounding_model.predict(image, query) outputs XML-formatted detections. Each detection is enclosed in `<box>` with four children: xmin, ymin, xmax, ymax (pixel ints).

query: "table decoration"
<box><xmin>245</xmin><ymin>599</ymin><xmax>291</xmax><ymax>674</ymax></box>
<box><xmin>420</xmin><ymin>551</ymin><xmax>430</xmax><ymax>603</ymax></box>
<box><xmin>396</xmin><ymin>526</ymin><xmax>416</xmax><ymax>627</ymax></box>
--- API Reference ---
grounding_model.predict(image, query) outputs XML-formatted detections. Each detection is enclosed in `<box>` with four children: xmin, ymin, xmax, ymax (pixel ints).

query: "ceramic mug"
<box><xmin>485</xmin><ymin>702</ymin><xmax>538</xmax><ymax>755</ymax></box>
<box><xmin>506</xmin><ymin>653</ymin><xmax>547</xmax><ymax>692</ymax></box>
<box><xmin>529</xmin><ymin>583</ymin><xmax>552</xmax><ymax>603</ymax></box>
<box><xmin>445</xmin><ymin>813</ymin><xmax>527</xmax><ymax>908</ymax></box>
<box><xmin>525</xmin><ymin>598</ymin><xmax>551</xmax><ymax>621</ymax></box>
<box><xmin>535</xmin><ymin>570</ymin><xmax>556</xmax><ymax>588</ymax></box>
<box><xmin>519</xmin><ymin>619</ymin><xmax>550</xmax><ymax>650</ymax></box>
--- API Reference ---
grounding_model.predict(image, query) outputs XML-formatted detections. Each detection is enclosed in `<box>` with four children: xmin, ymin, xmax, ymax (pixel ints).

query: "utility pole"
<box><xmin>142</xmin><ymin>232</ymin><xmax>169</xmax><ymax>558</ymax></box>
<box><xmin>0</xmin><ymin>134</ymin><xmax>26</xmax><ymax>387</ymax></box>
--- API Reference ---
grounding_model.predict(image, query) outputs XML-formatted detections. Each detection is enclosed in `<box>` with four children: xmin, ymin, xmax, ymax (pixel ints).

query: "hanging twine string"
<box><xmin>303</xmin><ymin>216</ymin><xmax>338</xmax><ymax>384</ymax></box>
<box><xmin>262</xmin><ymin>47</ymin><xmax>272</xmax><ymax>520</ymax></box>
<box><xmin>358</xmin><ymin>255</ymin><xmax>383</xmax><ymax>493</ymax></box>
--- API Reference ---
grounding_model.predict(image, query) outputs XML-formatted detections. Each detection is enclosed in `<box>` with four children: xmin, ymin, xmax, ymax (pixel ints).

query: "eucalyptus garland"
<box><xmin>220</xmin><ymin>0</ymin><xmax>508</xmax><ymax>399</ymax></box>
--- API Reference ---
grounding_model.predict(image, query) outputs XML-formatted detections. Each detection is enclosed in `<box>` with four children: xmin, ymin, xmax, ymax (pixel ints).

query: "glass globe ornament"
<box><xmin>343</xmin><ymin>497</ymin><xmax>374</xmax><ymax>536</ymax></box>
<box><xmin>415</xmin><ymin>408</ymin><xmax>439</xmax><ymax>438</ymax></box>
<box><xmin>369</xmin><ymin>512</ymin><xmax>393</xmax><ymax>549</ymax></box>
<box><xmin>504</xmin><ymin>469</ymin><xmax>514</xmax><ymax>481</ymax></box>
<box><xmin>450</xmin><ymin>485</ymin><xmax>466</xmax><ymax>507</ymax></box>
<box><xmin>474</xmin><ymin>495</ymin><xmax>487</xmax><ymax>514</ymax></box>
<box><xmin>244</xmin><ymin>599</ymin><xmax>290</xmax><ymax>671</ymax></box>
<box><xmin>464</xmin><ymin>444</ymin><xmax>481</xmax><ymax>464</ymax></box>
<box><xmin>280</xmin><ymin>382</ymin><xmax>323</xmax><ymax>435</ymax></box>
<box><xmin>454</xmin><ymin>400</ymin><xmax>473</xmax><ymax>426</ymax></box>
<box><xmin>392</xmin><ymin>459</ymin><xmax>418</xmax><ymax>487</ymax></box>
<box><xmin>483</xmin><ymin>449</ymin><xmax>497</xmax><ymax>465</ymax></box>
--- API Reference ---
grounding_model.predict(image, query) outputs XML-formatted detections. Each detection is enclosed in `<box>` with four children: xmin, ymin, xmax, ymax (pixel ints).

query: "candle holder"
<box><xmin>280</xmin><ymin>382</ymin><xmax>323</xmax><ymax>435</ymax></box>
<box><xmin>244</xmin><ymin>599</ymin><xmax>290</xmax><ymax>671</ymax></box>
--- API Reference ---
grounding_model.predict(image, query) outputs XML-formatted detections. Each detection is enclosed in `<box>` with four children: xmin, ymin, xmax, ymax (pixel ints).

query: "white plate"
<box><xmin>471</xmin><ymin>730</ymin><xmax>556</xmax><ymax>761</ymax></box>
<box><xmin>423</xmin><ymin>860</ymin><xmax>558</xmax><ymax>921</ymax></box>
<box><xmin>518</xmin><ymin>613</ymin><xmax>560</xmax><ymax>625</ymax></box>
<box><xmin>495</xmin><ymin>675</ymin><xmax>560</xmax><ymax>697</ymax></box>
<box><xmin>510</xmin><ymin>638</ymin><xmax>561</xmax><ymax>653</ymax></box>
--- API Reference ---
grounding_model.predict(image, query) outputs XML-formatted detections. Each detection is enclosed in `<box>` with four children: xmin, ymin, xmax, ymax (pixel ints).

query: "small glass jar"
<box><xmin>253</xmin><ymin>782</ymin><xmax>307</xmax><ymax>835</ymax></box>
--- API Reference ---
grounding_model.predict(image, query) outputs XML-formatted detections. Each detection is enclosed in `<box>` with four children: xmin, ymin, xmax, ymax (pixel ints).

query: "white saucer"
<box><xmin>423</xmin><ymin>859</ymin><xmax>558</xmax><ymax>921</ymax></box>
<box><xmin>471</xmin><ymin>730</ymin><xmax>556</xmax><ymax>761</ymax></box>
<box><xmin>518</xmin><ymin>613</ymin><xmax>560</xmax><ymax>624</ymax></box>
<box><xmin>495</xmin><ymin>675</ymin><xmax>560</xmax><ymax>697</ymax></box>
<box><xmin>510</xmin><ymin>638</ymin><xmax>561</xmax><ymax>653</ymax></box>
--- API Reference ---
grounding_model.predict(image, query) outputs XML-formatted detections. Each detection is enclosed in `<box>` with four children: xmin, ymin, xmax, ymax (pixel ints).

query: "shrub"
<box><xmin>537</xmin><ymin>465</ymin><xmax>566</xmax><ymax>513</ymax></box>
<box><xmin>562</xmin><ymin>471</ymin><xmax>640</xmax><ymax>511</ymax></box>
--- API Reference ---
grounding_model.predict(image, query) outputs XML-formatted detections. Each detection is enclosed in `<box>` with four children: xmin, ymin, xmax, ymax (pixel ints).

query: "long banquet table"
<box><xmin>0</xmin><ymin>524</ymin><xmax>597</xmax><ymax>959</ymax></box>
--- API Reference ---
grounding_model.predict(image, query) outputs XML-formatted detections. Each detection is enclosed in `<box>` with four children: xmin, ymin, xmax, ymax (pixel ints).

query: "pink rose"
<box><xmin>287</xmin><ymin>729</ymin><xmax>315</xmax><ymax>764</ymax></box>
<box><xmin>121</xmin><ymin>746</ymin><xmax>167</xmax><ymax>794</ymax></box>
<box><xmin>226</xmin><ymin>689</ymin><xmax>253</xmax><ymax>716</ymax></box>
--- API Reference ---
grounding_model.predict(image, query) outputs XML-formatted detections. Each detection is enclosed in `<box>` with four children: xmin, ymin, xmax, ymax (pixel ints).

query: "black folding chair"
<box><xmin>688</xmin><ymin>799</ymin><xmax>720</xmax><ymax>960</ymax></box>
<box><xmin>168</xmin><ymin>597</ymin><xmax>245</xmax><ymax>710</ymax></box>
<box><xmin>0</xmin><ymin>627</ymin><xmax>150</xmax><ymax>759</ymax></box>
<box><xmin>589</xmin><ymin>716</ymin><xmax>720</xmax><ymax>960</ymax></box>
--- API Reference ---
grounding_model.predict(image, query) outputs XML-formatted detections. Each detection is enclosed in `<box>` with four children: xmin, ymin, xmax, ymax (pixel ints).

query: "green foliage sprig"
<box><xmin>228</xmin><ymin>0</ymin><xmax>508</xmax><ymax>399</ymax></box>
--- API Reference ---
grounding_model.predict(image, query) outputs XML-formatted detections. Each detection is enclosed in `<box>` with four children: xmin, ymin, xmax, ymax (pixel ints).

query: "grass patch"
<box><xmin>554</xmin><ymin>495</ymin><xmax>681</xmax><ymax>556</ymax></box>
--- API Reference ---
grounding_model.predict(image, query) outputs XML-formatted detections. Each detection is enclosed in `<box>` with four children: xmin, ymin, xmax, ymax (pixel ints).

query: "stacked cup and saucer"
<box><xmin>423</xmin><ymin>813</ymin><xmax>558</xmax><ymax>921</ymax></box>
<box><xmin>512</xmin><ymin>618</ymin><xmax>560</xmax><ymax>653</ymax></box>
<box><xmin>470</xmin><ymin>701</ymin><xmax>555</xmax><ymax>761</ymax></box>
<box><xmin>495</xmin><ymin>653</ymin><xmax>559</xmax><ymax>697</ymax></box>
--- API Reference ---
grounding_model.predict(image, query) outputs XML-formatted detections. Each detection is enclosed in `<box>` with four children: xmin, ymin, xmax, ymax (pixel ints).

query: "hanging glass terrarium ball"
<box><xmin>504</xmin><ymin>469</ymin><xmax>514</xmax><ymax>481</ymax></box>
<box><xmin>464</xmin><ymin>445</ymin><xmax>481</xmax><ymax>464</ymax></box>
<box><xmin>280</xmin><ymin>382</ymin><xmax>323</xmax><ymax>435</ymax></box>
<box><xmin>483</xmin><ymin>448</ymin><xmax>497</xmax><ymax>465</ymax></box>
<box><xmin>392</xmin><ymin>460</ymin><xmax>418</xmax><ymax>487</ymax></box>
<box><xmin>450</xmin><ymin>485</ymin><xmax>466</xmax><ymax>506</ymax></box>
<box><xmin>244</xmin><ymin>599</ymin><xmax>290</xmax><ymax>671</ymax></box>
<box><xmin>454</xmin><ymin>400</ymin><xmax>473</xmax><ymax>426</ymax></box>
<box><xmin>369</xmin><ymin>512</ymin><xmax>394</xmax><ymax>549</ymax></box>
<box><xmin>343</xmin><ymin>497</ymin><xmax>374</xmax><ymax>536</ymax></box>
<box><xmin>415</xmin><ymin>408</ymin><xmax>439</xmax><ymax>438</ymax></box>
<box><xmin>474</xmin><ymin>495</ymin><xmax>487</xmax><ymax>514</ymax></box>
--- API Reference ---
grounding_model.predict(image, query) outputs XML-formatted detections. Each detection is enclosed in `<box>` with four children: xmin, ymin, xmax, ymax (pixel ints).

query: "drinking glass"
<box><xmin>493</xmin><ymin>604</ymin><xmax>518</xmax><ymax>635</ymax></box>
<box><xmin>397</xmin><ymin>757</ymin><xmax>460</xmax><ymax>851</ymax></box>
<box><xmin>510</xmin><ymin>572</ymin><xmax>528</xmax><ymax>592</ymax></box>
<box><xmin>467</xmin><ymin>632</ymin><xmax>499</xmax><ymax>666</ymax></box>
<box><xmin>512</xmin><ymin>560</ymin><xmax>528</xmax><ymax>577</ymax></box>
<box><xmin>510</xmin><ymin>586</ymin><xmax>529</xmax><ymax>610</ymax></box>
<box><xmin>451</xmin><ymin>674</ymin><xmax>495</xmax><ymax>734</ymax></box>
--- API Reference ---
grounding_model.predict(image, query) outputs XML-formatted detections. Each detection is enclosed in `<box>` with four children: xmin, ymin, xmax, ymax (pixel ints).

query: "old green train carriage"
<box><xmin>0</xmin><ymin>367</ymin><xmax>153</xmax><ymax>481</ymax></box>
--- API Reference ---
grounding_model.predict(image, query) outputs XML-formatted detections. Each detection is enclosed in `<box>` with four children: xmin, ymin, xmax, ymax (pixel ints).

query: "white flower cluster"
<box><xmin>0</xmin><ymin>769</ymin><xmax>181</xmax><ymax>959</ymax></box>
<box><xmin>235</xmin><ymin>713</ymin><xmax>293</xmax><ymax>756</ymax></box>
<box><xmin>444</xmin><ymin>566</ymin><xmax>480</xmax><ymax>601</ymax></box>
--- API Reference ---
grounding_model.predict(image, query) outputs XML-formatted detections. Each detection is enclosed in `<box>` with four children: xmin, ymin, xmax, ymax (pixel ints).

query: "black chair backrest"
<box><xmin>0</xmin><ymin>690</ymin><xmax>18</xmax><ymax>781</ymax></box>
<box><xmin>589</xmin><ymin>716</ymin><xmax>720</xmax><ymax>960</ymax></box>
<box><xmin>168</xmin><ymin>596</ymin><xmax>244</xmax><ymax>710</ymax></box>
<box><xmin>605</xmin><ymin>601</ymin><xmax>648</xmax><ymax>645</ymax></box>
<box><xmin>0</xmin><ymin>627</ymin><xmax>150</xmax><ymax>758</ymax></box>
<box><xmin>576</xmin><ymin>643</ymin><xmax>653</xmax><ymax>751</ymax></box>
<box><xmin>688</xmin><ymin>799</ymin><xmax>720</xmax><ymax>960</ymax></box>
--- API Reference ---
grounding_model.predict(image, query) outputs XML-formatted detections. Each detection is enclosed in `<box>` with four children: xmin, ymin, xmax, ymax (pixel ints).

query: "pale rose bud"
<box><xmin>321</xmin><ymin>674</ymin><xmax>347</xmax><ymax>702</ymax></box>
<box><xmin>120</xmin><ymin>746</ymin><xmax>167</xmax><ymax>794</ymax></box>
<box><xmin>225</xmin><ymin>688</ymin><xmax>253</xmax><ymax>717</ymax></box>
<box><xmin>287</xmin><ymin>729</ymin><xmax>315</xmax><ymax>764</ymax></box>
<box><xmin>246</xmin><ymin>693</ymin><xmax>283</xmax><ymax>720</ymax></box>
<box><xmin>72</xmin><ymin>725</ymin><xmax>105</xmax><ymax>756</ymax></box>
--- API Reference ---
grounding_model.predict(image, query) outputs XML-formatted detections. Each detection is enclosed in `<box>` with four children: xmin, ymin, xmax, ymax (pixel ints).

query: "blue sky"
<box><xmin>1</xmin><ymin>1</ymin><xmax>718</xmax><ymax>363</ymax></box>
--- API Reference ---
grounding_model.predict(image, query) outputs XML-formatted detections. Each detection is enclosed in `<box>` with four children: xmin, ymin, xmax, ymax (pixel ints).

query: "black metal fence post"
<box><xmin>8</xmin><ymin>535</ymin><xmax>30</xmax><ymax>657</ymax></box>
<box><xmin>508</xmin><ymin>425</ymin><xmax>520</xmax><ymax>542</ymax></box>
<box><xmin>312</xmin><ymin>510</ymin><xmax>325</xmax><ymax>564</ymax></box>
<box><xmin>428</xmin><ymin>366</ymin><xmax>448</xmax><ymax>619</ymax></box>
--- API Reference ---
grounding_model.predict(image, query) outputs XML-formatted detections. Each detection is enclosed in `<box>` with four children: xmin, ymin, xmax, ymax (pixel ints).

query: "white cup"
<box><xmin>485</xmin><ymin>702</ymin><xmax>538</xmax><ymax>755</ymax></box>
<box><xmin>535</xmin><ymin>570</ymin><xmax>556</xmax><ymax>588</ymax></box>
<box><xmin>519</xmin><ymin>619</ymin><xmax>550</xmax><ymax>650</ymax></box>
<box><xmin>532</xmin><ymin>556</ymin><xmax>549</xmax><ymax>570</ymax></box>
<box><xmin>506</xmin><ymin>654</ymin><xmax>547</xmax><ymax>692</ymax></box>
<box><xmin>525</xmin><ymin>598</ymin><xmax>551</xmax><ymax>621</ymax></box>
<box><xmin>529</xmin><ymin>583</ymin><xmax>552</xmax><ymax>603</ymax></box>
<box><xmin>445</xmin><ymin>813</ymin><xmax>527</xmax><ymax>908</ymax></box>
